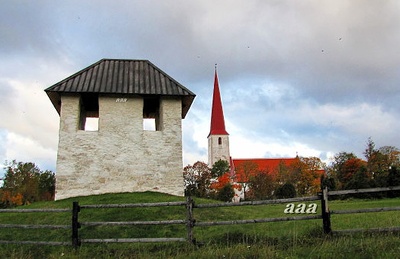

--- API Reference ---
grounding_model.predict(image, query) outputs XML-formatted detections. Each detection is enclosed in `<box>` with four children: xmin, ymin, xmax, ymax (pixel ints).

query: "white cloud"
<box><xmin>5</xmin><ymin>131</ymin><xmax>56</xmax><ymax>171</ymax></box>
<box><xmin>0</xmin><ymin>78</ymin><xmax>59</xmax><ymax>148</ymax></box>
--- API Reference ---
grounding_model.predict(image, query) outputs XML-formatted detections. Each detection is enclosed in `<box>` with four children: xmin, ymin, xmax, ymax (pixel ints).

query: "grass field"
<box><xmin>0</xmin><ymin>192</ymin><xmax>399</xmax><ymax>258</ymax></box>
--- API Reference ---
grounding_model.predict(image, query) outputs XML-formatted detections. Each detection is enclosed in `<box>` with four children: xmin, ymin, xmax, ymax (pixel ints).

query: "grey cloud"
<box><xmin>1</xmin><ymin>0</ymin><xmax>400</xmax><ymax>169</ymax></box>
<box><xmin>0</xmin><ymin>2</ymin><xmax>59</xmax><ymax>56</ymax></box>
<box><xmin>0</xmin><ymin>79</ymin><xmax>16</xmax><ymax>107</ymax></box>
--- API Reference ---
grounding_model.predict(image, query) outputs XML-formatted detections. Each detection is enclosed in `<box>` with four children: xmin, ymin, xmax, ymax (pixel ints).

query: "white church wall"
<box><xmin>208</xmin><ymin>134</ymin><xmax>230</xmax><ymax>167</ymax></box>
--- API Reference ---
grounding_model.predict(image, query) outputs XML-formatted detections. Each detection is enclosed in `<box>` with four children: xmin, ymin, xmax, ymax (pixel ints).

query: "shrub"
<box><xmin>217</xmin><ymin>183</ymin><xmax>235</xmax><ymax>202</ymax></box>
<box><xmin>275</xmin><ymin>183</ymin><xmax>296</xmax><ymax>199</ymax></box>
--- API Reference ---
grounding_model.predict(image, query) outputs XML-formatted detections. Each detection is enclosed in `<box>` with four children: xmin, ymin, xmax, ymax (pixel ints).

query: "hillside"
<box><xmin>0</xmin><ymin>192</ymin><xmax>399</xmax><ymax>258</ymax></box>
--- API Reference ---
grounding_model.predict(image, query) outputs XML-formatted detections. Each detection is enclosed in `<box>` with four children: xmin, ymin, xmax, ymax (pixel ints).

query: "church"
<box><xmin>207</xmin><ymin>67</ymin><xmax>299</xmax><ymax>170</ymax></box>
<box><xmin>207</xmin><ymin>68</ymin><xmax>306</xmax><ymax>200</ymax></box>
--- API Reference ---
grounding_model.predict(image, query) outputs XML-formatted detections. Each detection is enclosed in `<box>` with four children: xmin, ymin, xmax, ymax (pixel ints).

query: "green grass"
<box><xmin>0</xmin><ymin>192</ymin><xmax>399</xmax><ymax>258</ymax></box>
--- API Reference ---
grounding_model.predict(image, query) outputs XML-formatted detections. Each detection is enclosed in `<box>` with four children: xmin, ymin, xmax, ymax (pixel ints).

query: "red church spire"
<box><xmin>208</xmin><ymin>65</ymin><xmax>229</xmax><ymax>137</ymax></box>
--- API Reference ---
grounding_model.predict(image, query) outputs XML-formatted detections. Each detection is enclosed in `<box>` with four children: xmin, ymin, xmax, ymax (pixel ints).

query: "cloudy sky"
<box><xmin>1</xmin><ymin>0</ymin><xmax>400</xmax><ymax>175</ymax></box>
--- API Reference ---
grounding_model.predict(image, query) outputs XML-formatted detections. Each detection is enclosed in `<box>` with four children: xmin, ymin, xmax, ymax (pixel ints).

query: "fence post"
<box><xmin>72</xmin><ymin>201</ymin><xmax>81</xmax><ymax>249</ymax></box>
<box><xmin>186</xmin><ymin>196</ymin><xmax>195</xmax><ymax>244</ymax></box>
<box><xmin>320</xmin><ymin>187</ymin><xmax>331</xmax><ymax>234</ymax></box>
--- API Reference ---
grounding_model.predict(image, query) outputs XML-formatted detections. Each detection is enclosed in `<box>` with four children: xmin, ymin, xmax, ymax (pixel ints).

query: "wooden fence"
<box><xmin>0</xmin><ymin>208</ymin><xmax>71</xmax><ymax>246</ymax></box>
<box><xmin>323</xmin><ymin>186</ymin><xmax>400</xmax><ymax>235</ymax></box>
<box><xmin>0</xmin><ymin>185</ymin><xmax>399</xmax><ymax>248</ymax></box>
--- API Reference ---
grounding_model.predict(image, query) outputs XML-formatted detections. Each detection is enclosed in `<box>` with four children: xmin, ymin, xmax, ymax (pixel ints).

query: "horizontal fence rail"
<box><xmin>190</xmin><ymin>195</ymin><xmax>323</xmax><ymax>242</ymax></box>
<box><xmin>0</xmin><ymin>185</ymin><xmax>399</xmax><ymax>247</ymax></box>
<box><xmin>0</xmin><ymin>240</ymin><xmax>71</xmax><ymax>246</ymax></box>
<box><xmin>0</xmin><ymin>207</ymin><xmax>71</xmax><ymax>246</ymax></box>
<box><xmin>328</xmin><ymin>186</ymin><xmax>400</xmax><ymax>196</ymax></box>
<box><xmin>81</xmin><ymin>219</ymin><xmax>187</xmax><ymax>227</ymax></box>
<box><xmin>80</xmin><ymin>238</ymin><xmax>187</xmax><ymax>244</ymax></box>
<box><xmin>195</xmin><ymin>196</ymin><xmax>320</xmax><ymax>208</ymax></box>
<box><xmin>80</xmin><ymin>201</ymin><xmax>187</xmax><ymax>209</ymax></box>
<box><xmin>0</xmin><ymin>224</ymin><xmax>70</xmax><ymax>229</ymax></box>
<box><xmin>331</xmin><ymin>206</ymin><xmax>400</xmax><ymax>215</ymax></box>
<box><xmin>195</xmin><ymin>215</ymin><xmax>322</xmax><ymax>227</ymax></box>
<box><xmin>322</xmin><ymin>186</ymin><xmax>400</xmax><ymax>234</ymax></box>
<box><xmin>72</xmin><ymin>200</ymin><xmax>189</xmax><ymax>248</ymax></box>
<box><xmin>0</xmin><ymin>209</ymin><xmax>70</xmax><ymax>213</ymax></box>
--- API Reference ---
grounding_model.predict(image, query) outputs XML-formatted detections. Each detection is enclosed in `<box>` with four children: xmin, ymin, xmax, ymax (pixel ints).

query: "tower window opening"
<box><xmin>218</xmin><ymin>137</ymin><xmax>222</xmax><ymax>145</ymax></box>
<box><xmin>84</xmin><ymin>118</ymin><xmax>99</xmax><ymax>131</ymax></box>
<box><xmin>143</xmin><ymin>97</ymin><xmax>160</xmax><ymax>131</ymax></box>
<box><xmin>143</xmin><ymin>118</ymin><xmax>156</xmax><ymax>131</ymax></box>
<box><xmin>79</xmin><ymin>94</ymin><xmax>99</xmax><ymax>131</ymax></box>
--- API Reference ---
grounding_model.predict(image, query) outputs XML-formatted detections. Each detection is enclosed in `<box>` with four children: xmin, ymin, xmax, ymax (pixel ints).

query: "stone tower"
<box><xmin>208</xmin><ymin>68</ymin><xmax>230</xmax><ymax>167</ymax></box>
<box><xmin>45</xmin><ymin>59</ymin><xmax>195</xmax><ymax>200</ymax></box>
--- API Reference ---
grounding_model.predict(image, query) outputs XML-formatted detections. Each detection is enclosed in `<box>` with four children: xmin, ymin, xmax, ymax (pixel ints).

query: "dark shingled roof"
<box><xmin>45</xmin><ymin>59</ymin><xmax>196</xmax><ymax>118</ymax></box>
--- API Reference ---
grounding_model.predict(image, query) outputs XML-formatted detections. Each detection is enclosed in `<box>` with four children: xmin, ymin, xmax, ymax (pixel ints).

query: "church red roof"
<box><xmin>208</xmin><ymin>69</ymin><xmax>229</xmax><ymax>137</ymax></box>
<box><xmin>232</xmin><ymin>157</ymin><xmax>299</xmax><ymax>182</ymax></box>
<box><xmin>232</xmin><ymin>157</ymin><xmax>325</xmax><ymax>184</ymax></box>
<box><xmin>233</xmin><ymin>158</ymin><xmax>298</xmax><ymax>173</ymax></box>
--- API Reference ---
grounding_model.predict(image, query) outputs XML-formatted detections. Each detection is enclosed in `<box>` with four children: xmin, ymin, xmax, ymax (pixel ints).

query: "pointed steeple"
<box><xmin>208</xmin><ymin>65</ymin><xmax>230</xmax><ymax>167</ymax></box>
<box><xmin>208</xmin><ymin>65</ymin><xmax>229</xmax><ymax>137</ymax></box>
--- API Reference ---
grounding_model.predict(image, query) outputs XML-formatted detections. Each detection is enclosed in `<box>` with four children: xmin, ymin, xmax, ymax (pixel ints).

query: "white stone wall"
<box><xmin>208</xmin><ymin>134</ymin><xmax>230</xmax><ymax>167</ymax></box>
<box><xmin>55</xmin><ymin>95</ymin><xmax>184</xmax><ymax>200</ymax></box>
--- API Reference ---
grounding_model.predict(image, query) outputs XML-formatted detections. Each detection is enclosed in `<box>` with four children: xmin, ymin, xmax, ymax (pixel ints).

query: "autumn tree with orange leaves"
<box><xmin>183</xmin><ymin>160</ymin><xmax>237</xmax><ymax>201</ymax></box>
<box><xmin>326</xmin><ymin>138</ymin><xmax>400</xmax><ymax>194</ymax></box>
<box><xmin>297</xmin><ymin>157</ymin><xmax>325</xmax><ymax>196</ymax></box>
<box><xmin>183</xmin><ymin>161</ymin><xmax>212</xmax><ymax>197</ymax></box>
<box><xmin>247</xmin><ymin>171</ymin><xmax>276</xmax><ymax>200</ymax></box>
<box><xmin>276</xmin><ymin>157</ymin><xmax>324</xmax><ymax>196</ymax></box>
<box><xmin>1</xmin><ymin>160</ymin><xmax>55</xmax><ymax>208</ymax></box>
<box><xmin>209</xmin><ymin>160</ymin><xmax>239</xmax><ymax>201</ymax></box>
<box><xmin>234</xmin><ymin>161</ymin><xmax>259</xmax><ymax>200</ymax></box>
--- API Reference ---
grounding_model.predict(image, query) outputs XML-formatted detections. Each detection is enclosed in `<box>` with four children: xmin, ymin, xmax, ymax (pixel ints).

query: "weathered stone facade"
<box><xmin>55</xmin><ymin>94</ymin><xmax>184</xmax><ymax>200</ymax></box>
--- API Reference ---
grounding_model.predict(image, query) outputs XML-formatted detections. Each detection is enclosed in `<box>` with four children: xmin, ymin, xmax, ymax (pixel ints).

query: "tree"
<box><xmin>210</xmin><ymin>158</ymin><xmax>246</xmax><ymax>201</ymax></box>
<box><xmin>183</xmin><ymin>161</ymin><xmax>212</xmax><ymax>197</ymax></box>
<box><xmin>234</xmin><ymin>161</ymin><xmax>259</xmax><ymax>200</ymax></box>
<box><xmin>211</xmin><ymin>159</ymin><xmax>230</xmax><ymax>178</ymax></box>
<box><xmin>339</xmin><ymin>158</ymin><xmax>368</xmax><ymax>186</ymax></box>
<box><xmin>247</xmin><ymin>170</ymin><xmax>276</xmax><ymax>200</ymax></box>
<box><xmin>364</xmin><ymin>137</ymin><xmax>376</xmax><ymax>174</ymax></box>
<box><xmin>344</xmin><ymin>167</ymin><xmax>371</xmax><ymax>190</ymax></box>
<box><xmin>379</xmin><ymin>146</ymin><xmax>400</xmax><ymax>169</ymax></box>
<box><xmin>277</xmin><ymin>161</ymin><xmax>296</xmax><ymax>185</ymax></box>
<box><xmin>329</xmin><ymin>152</ymin><xmax>365</xmax><ymax>188</ymax></box>
<box><xmin>38</xmin><ymin>171</ymin><xmax>56</xmax><ymax>200</ymax></box>
<box><xmin>321</xmin><ymin>174</ymin><xmax>337</xmax><ymax>191</ymax></box>
<box><xmin>387</xmin><ymin>166</ymin><xmax>400</xmax><ymax>186</ymax></box>
<box><xmin>362</xmin><ymin>138</ymin><xmax>400</xmax><ymax>187</ymax></box>
<box><xmin>276</xmin><ymin>157</ymin><xmax>325</xmax><ymax>196</ymax></box>
<box><xmin>371</xmin><ymin>146</ymin><xmax>400</xmax><ymax>187</ymax></box>
<box><xmin>296</xmin><ymin>157</ymin><xmax>325</xmax><ymax>196</ymax></box>
<box><xmin>1</xmin><ymin>160</ymin><xmax>55</xmax><ymax>207</ymax></box>
<box><xmin>387</xmin><ymin>166</ymin><xmax>400</xmax><ymax>197</ymax></box>
<box><xmin>275</xmin><ymin>183</ymin><xmax>296</xmax><ymax>199</ymax></box>
<box><xmin>216</xmin><ymin>183</ymin><xmax>235</xmax><ymax>202</ymax></box>
<box><xmin>210</xmin><ymin>172</ymin><xmax>231</xmax><ymax>190</ymax></box>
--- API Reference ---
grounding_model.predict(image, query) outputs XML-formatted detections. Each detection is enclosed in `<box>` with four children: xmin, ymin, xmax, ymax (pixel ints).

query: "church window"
<box><xmin>143</xmin><ymin>97</ymin><xmax>160</xmax><ymax>131</ymax></box>
<box><xmin>79</xmin><ymin>94</ymin><xmax>99</xmax><ymax>131</ymax></box>
<box><xmin>218</xmin><ymin>137</ymin><xmax>222</xmax><ymax>145</ymax></box>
